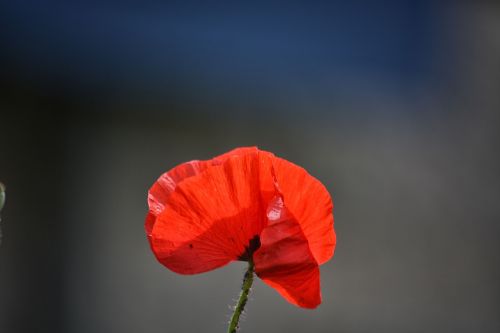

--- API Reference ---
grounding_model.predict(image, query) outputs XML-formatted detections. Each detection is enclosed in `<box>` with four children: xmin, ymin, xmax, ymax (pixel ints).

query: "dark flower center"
<box><xmin>238</xmin><ymin>235</ymin><xmax>261</xmax><ymax>261</ymax></box>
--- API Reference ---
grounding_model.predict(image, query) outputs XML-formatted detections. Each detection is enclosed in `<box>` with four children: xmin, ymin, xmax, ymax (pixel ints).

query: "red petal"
<box><xmin>146</xmin><ymin>147</ymin><xmax>263</xmax><ymax>235</ymax></box>
<box><xmin>212</xmin><ymin>146</ymin><xmax>261</xmax><ymax>164</ymax></box>
<box><xmin>271</xmin><ymin>157</ymin><xmax>335</xmax><ymax>265</ymax></box>
<box><xmin>254</xmin><ymin>196</ymin><xmax>321</xmax><ymax>308</ymax></box>
<box><xmin>147</xmin><ymin>160</ymin><xmax>210</xmax><ymax>235</ymax></box>
<box><xmin>150</xmin><ymin>149</ymin><xmax>275</xmax><ymax>274</ymax></box>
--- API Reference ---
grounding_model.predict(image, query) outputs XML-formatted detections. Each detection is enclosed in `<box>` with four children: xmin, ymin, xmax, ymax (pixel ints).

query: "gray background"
<box><xmin>1</xmin><ymin>1</ymin><xmax>499</xmax><ymax>332</ymax></box>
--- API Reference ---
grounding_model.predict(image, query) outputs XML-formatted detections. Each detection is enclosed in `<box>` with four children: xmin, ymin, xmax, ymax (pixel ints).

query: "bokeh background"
<box><xmin>1</xmin><ymin>1</ymin><xmax>499</xmax><ymax>332</ymax></box>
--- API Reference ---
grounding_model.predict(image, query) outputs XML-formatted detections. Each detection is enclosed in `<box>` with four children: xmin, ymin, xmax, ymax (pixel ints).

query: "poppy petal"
<box><xmin>146</xmin><ymin>148</ymin><xmax>261</xmax><ymax>236</ymax></box>
<box><xmin>212</xmin><ymin>146</ymin><xmax>261</xmax><ymax>164</ymax></box>
<box><xmin>150</xmin><ymin>149</ymin><xmax>275</xmax><ymax>274</ymax></box>
<box><xmin>254</xmin><ymin>196</ymin><xmax>321</xmax><ymax>308</ymax></box>
<box><xmin>271</xmin><ymin>157</ymin><xmax>335</xmax><ymax>265</ymax></box>
<box><xmin>147</xmin><ymin>160</ymin><xmax>210</xmax><ymax>235</ymax></box>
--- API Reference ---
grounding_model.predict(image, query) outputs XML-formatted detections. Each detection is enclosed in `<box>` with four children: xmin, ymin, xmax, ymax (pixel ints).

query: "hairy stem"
<box><xmin>227</xmin><ymin>260</ymin><xmax>254</xmax><ymax>333</ymax></box>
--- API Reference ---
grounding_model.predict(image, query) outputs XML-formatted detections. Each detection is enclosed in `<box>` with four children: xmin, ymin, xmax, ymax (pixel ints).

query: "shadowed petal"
<box><xmin>254</xmin><ymin>196</ymin><xmax>321</xmax><ymax>308</ymax></box>
<box><xmin>272</xmin><ymin>157</ymin><xmax>335</xmax><ymax>265</ymax></box>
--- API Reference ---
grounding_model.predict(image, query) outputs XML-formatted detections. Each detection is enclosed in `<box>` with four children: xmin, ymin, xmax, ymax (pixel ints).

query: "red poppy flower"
<box><xmin>146</xmin><ymin>147</ymin><xmax>335</xmax><ymax>308</ymax></box>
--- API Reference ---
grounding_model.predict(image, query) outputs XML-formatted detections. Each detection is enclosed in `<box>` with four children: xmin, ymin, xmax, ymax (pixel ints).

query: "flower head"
<box><xmin>146</xmin><ymin>147</ymin><xmax>335</xmax><ymax>308</ymax></box>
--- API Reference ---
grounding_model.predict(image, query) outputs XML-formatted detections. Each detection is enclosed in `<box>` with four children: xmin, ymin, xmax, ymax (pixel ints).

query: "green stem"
<box><xmin>227</xmin><ymin>260</ymin><xmax>254</xmax><ymax>333</ymax></box>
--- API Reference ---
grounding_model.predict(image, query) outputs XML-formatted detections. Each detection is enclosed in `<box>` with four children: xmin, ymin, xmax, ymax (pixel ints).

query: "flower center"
<box><xmin>238</xmin><ymin>235</ymin><xmax>261</xmax><ymax>261</ymax></box>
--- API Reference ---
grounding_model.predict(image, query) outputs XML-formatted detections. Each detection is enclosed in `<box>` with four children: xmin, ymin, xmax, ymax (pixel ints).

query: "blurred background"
<box><xmin>1</xmin><ymin>1</ymin><xmax>499</xmax><ymax>332</ymax></box>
